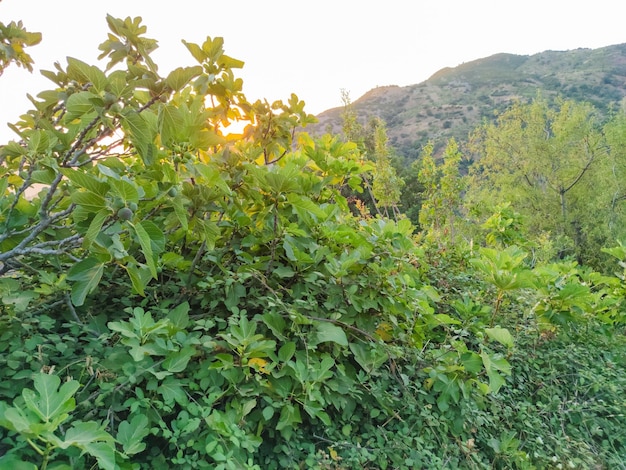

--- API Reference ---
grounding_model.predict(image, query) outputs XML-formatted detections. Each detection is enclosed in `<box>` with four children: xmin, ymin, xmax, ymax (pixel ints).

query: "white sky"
<box><xmin>2</xmin><ymin>0</ymin><xmax>626</xmax><ymax>141</ymax></box>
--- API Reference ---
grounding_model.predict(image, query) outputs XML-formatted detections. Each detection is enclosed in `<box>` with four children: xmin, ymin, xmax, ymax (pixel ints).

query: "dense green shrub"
<box><xmin>1</xmin><ymin>15</ymin><xmax>625</xmax><ymax>470</ymax></box>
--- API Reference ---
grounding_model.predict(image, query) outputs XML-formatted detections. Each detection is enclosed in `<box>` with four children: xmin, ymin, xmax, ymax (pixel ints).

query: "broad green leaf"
<box><xmin>2</xmin><ymin>140</ymin><xmax>28</xmax><ymax>157</ymax></box>
<box><xmin>71</xmin><ymin>191</ymin><xmax>107</xmax><ymax>213</ymax></box>
<box><xmin>241</xmin><ymin>399</ymin><xmax>257</xmax><ymax>418</ymax></box>
<box><xmin>167</xmin><ymin>301</ymin><xmax>190</xmax><ymax>329</ymax></box>
<box><xmin>61</xmin><ymin>168</ymin><xmax>110</xmax><ymax>196</ymax></box>
<box><xmin>165</xmin><ymin>66</ymin><xmax>202</xmax><ymax>91</ymax></box>
<box><xmin>110</xmin><ymin>178</ymin><xmax>139</xmax><ymax>203</ymax></box>
<box><xmin>349</xmin><ymin>342</ymin><xmax>388</xmax><ymax>373</ymax></box>
<box><xmin>261</xmin><ymin>311</ymin><xmax>287</xmax><ymax>340</ymax></box>
<box><xmin>461</xmin><ymin>352</ymin><xmax>483</xmax><ymax>374</ymax></box>
<box><xmin>287</xmin><ymin>193</ymin><xmax>327</xmax><ymax>220</ymax></box>
<box><xmin>63</xmin><ymin>421</ymin><xmax>115</xmax><ymax>447</ymax></box>
<box><xmin>122</xmin><ymin>112</ymin><xmax>155</xmax><ymax>165</ymax></box>
<box><xmin>196</xmin><ymin>163</ymin><xmax>232</xmax><ymax>194</ymax></box>
<box><xmin>480</xmin><ymin>352</ymin><xmax>511</xmax><ymax>393</ymax></box>
<box><xmin>67</xmin><ymin>57</ymin><xmax>108</xmax><ymax>93</ymax></box>
<box><xmin>117</xmin><ymin>414</ymin><xmax>149</xmax><ymax>456</ymax></box>
<box><xmin>31</xmin><ymin>167</ymin><xmax>56</xmax><ymax>184</ymax></box>
<box><xmin>2</xmin><ymin>407</ymin><xmax>33</xmax><ymax>434</ymax></box>
<box><xmin>159</xmin><ymin>379</ymin><xmax>187</xmax><ymax>404</ymax></box>
<box><xmin>434</xmin><ymin>313</ymin><xmax>462</xmax><ymax>325</ymax></box>
<box><xmin>200</xmin><ymin>219</ymin><xmax>219</xmax><ymax>250</ymax></box>
<box><xmin>278</xmin><ymin>342</ymin><xmax>296</xmax><ymax>362</ymax></box>
<box><xmin>22</xmin><ymin>374</ymin><xmax>79</xmax><ymax>423</ymax></box>
<box><xmin>171</xmin><ymin>196</ymin><xmax>188</xmax><ymax>231</ymax></box>
<box><xmin>129</xmin><ymin>307</ymin><xmax>158</xmax><ymax>334</ymax></box>
<box><xmin>67</xmin><ymin>257</ymin><xmax>105</xmax><ymax>306</ymax></box>
<box><xmin>82</xmin><ymin>441</ymin><xmax>115</xmax><ymax>470</ymax></box>
<box><xmin>313</xmin><ymin>322</ymin><xmax>348</xmax><ymax>346</ymax></box>
<box><xmin>107</xmin><ymin>320</ymin><xmax>137</xmax><ymax>339</ymax></box>
<box><xmin>276</xmin><ymin>403</ymin><xmax>302</xmax><ymax>432</ymax></box>
<box><xmin>123</xmin><ymin>262</ymin><xmax>149</xmax><ymax>296</ymax></box>
<box><xmin>485</xmin><ymin>327</ymin><xmax>515</xmax><ymax>348</ymax></box>
<box><xmin>190</xmin><ymin>129</ymin><xmax>224</xmax><ymax>149</ymax></box>
<box><xmin>262</xmin><ymin>406</ymin><xmax>274</xmax><ymax>421</ymax></box>
<box><xmin>83</xmin><ymin>209</ymin><xmax>110</xmax><ymax>249</ymax></box>
<box><xmin>182</xmin><ymin>40</ymin><xmax>207</xmax><ymax>64</ymax></box>
<box><xmin>140</xmin><ymin>220</ymin><xmax>166</xmax><ymax>252</ymax></box>
<box><xmin>220</xmin><ymin>54</ymin><xmax>245</xmax><ymax>69</ymax></box>
<box><xmin>65</xmin><ymin>91</ymin><xmax>96</xmax><ymax>122</ymax></box>
<box><xmin>27</xmin><ymin>129</ymin><xmax>50</xmax><ymax>154</ymax></box>
<box><xmin>273</xmin><ymin>266</ymin><xmax>295</xmax><ymax>278</ymax></box>
<box><xmin>159</xmin><ymin>103</ymin><xmax>184</xmax><ymax>144</ymax></box>
<box><xmin>131</xmin><ymin>222</ymin><xmax>156</xmax><ymax>278</ymax></box>
<box><xmin>162</xmin><ymin>347</ymin><xmax>195</xmax><ymax>373</ymax></box>
<box><xmin>0</xmin><ymin>453</ymin><xmax>37</xmax><ymax>470</ymax></box>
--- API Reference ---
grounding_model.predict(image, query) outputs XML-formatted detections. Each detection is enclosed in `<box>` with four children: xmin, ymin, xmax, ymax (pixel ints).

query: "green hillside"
<box><xmin>314</xmin><ymin>43</ymin><xmax>626</xmax><ymax>158</ymax></box>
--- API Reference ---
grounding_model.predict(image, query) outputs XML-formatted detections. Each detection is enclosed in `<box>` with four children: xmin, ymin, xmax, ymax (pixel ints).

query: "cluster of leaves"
<box><xmin>0</xmin><ymin>19</ymin><xmax>41</xmax><ymax>76</ymax></box>
<box><xmin>1</xmin><ymin>14</ymin><xmax>626</xmax><ymax>470</ymax></box>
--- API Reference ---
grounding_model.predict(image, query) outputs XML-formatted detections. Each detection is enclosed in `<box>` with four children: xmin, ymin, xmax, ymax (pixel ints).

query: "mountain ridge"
<box><xmin>312</xmin><ymin>43</ymin><xmax>626</xmax><ymax>159</ymax></box>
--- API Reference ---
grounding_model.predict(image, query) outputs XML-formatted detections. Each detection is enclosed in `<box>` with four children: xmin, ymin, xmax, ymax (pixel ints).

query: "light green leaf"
<box><xmin>241</xmin><ymin>399</ymin><xmax>257</xmax><ymax>418</ymax></box>
<box><xmin>190</xmin><ymin>129</ymin><xmax>225</xmax><ymax>149</ymax></box>
<box><xmin>28</xmin><ymin>129</ymin><xmax>50</xmax><ymax>154</ymax></box>
<box><xmin>117</xmin><ymin>414</ymin><xmax>149</xmax><ymax>456</ymax></box>
<box><xmin>278</xmin><ymin>342</ymin><xmax>296</xmax><ymax>362</ymax></box>
<box><xmin>273</xmin><ymin>266</ymin><xmax>295</xmax><ymax>278</ymax></box>
<box><xmin>123</xmin><ymin>262</ymin><xmax>149</xmax><ymax>296</ymax></box>
<box><xmin>287</xmin><ymin>193</ymin><xmax>327</xmax><ymax>219</ymax></box>
<box><xmin>167</xmin><ymin>301</ymin><xmax>190</xmax><ymax>329</ymax></box>
<box><xmin>0</xmin><ymin>453</ymin><xmax>38</xmax><ymax>470</ymax></box>
<box><xmin>122</xmin><ymin>112</ymin><xmax>155</xmax><ymax>165</ymax></box>
<box><xmin>461</xmin><ymin>352</ymin><xmax>483</xmax><ymax>374</ymax></box>
<box><xmin>159</xmin><ymin>379</ymin><xmax>187</xmax><ymax>404</ymax></box>
<box><xmin>83</xmin><ymin>209</ymin><xmax>110</xmax><ymax>249</ymax></box>
<box><xmin>63</xmin><ymin>421</ymin><xmax>115</xmax><ymax>447</ymax></box>
<box><xmin>314</xmin><ymin>322</ymin><xmax>348</xmax><ymax>347</ymax></box>
<box><xmin>64</xmin><ymin>91</ymin><xmax>96</xmax><ymax>122</ymax></box>
<box><xmin>140</xmin><ymin>220</ymin><xmax>166</xmax><ymax>253</ymax></box>
<box><xmin>485</xmin><ymin>327</ymin><xmax>515</xmax><ymax>348</ymax></box>
<box><xmin>165</xmin><ymin>66</ymin><xmax>202</xmax><ymax>91</ymax></box>
<box><xmin>434</xmin><ymin>313</ymin><xmax>462</xmax><ymax>325</ymax></box>
<box><xmin>2</xmin><ymin>141</ymin><xmax>27</xmax><ymax>157</ymax></box>
<box><xmin>261</xmin><ymin>311</ymin><xmax>287</xmax><ymax>340</ymax></box>
<box><xmin>67</xmin><ymin>57</ymin><xmax>108</xmax><ymax>93</ymax></box>
<box><xmin>220</xmin><ymin>54</ymin><xmax>245</xmax><ymax>69</ymax></box>
<box><xmin>131</xmin><ymin>222</ymin><xmax>156</xmax><ymax>279</ymax></box>
<box><xmin>82</xmin><ymin>441</ymin><xmax>115</xmax><ymax>470</ymax></box>
<box><xmin>196</xmin><ymin>163</ymin><xmax>232</xmax><ymax>195</ymax></box>
<box><xmin>480</xmin><ymin>351</ymin><xmax>511</xmax><ymax>393</ymax></box>
<box><xmin>71</xmin><ymin>192</ymin><xmax>107</xmax><ymax>213</ymax></box>
<box><xmin>2</xmin><ymin>407</ymin><xmax>33</xmax><ymax>434</ymax></box>
<box><xmin>107</xmin><ymin>320</ymin><xmax>137</xmax><ymax>339</ymax></box>
<box><xmin>67</xmin><ymin>257</ymin><xmax>105</xmax><ymax>306</ymax></box>
<box><xmin>159</xmin><ymin>103</ymin><xmax>184</xmax><ymax>144</ymax></box>
<box><xmin>31</xmin><ymin>167</ymin><xmax>56</xmax><ymax>184</ymax></box>
<box><xmin>109</xmin><ymin>178</ymin><xmax>139</xmax><ymax>203</ymax></box>
<box><xmin>171</xmin><ymin>196</ymin><xmax>188</xmax><ymax>231</ymax></box>
<box><xmin>349</xmin><ymin>342</ymin><xmax>388</xmax><ymax>373</ymax></box>
<box><xmin>181</xmin><ymin>40</ymin><xmax>207</xmax><ymax>64</ymax></box>
<box><xmin>163</xmin><ymin>347</ymin><xmax>195</xmax><ymax>373</ymax></box>
<box><xmin>200</xmin><ymin>219</ymin><xmax>219</xmax><ymax>250</ymax></box>
<box><xmin>22</xmin><ymin>374</ymin><xmax>79</xmax><ymax>423</ymax></box>
<box><xmin>61</xmin><ymin>168</ymin><xmax>110</xmax><ymax>196</ymax></box>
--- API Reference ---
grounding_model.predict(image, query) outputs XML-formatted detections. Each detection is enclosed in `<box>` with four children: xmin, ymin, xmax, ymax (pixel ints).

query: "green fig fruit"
<box><xmin>117</xmin><ymin>207</ymin><xmax>133</xmax><ymax>220</ymax></box>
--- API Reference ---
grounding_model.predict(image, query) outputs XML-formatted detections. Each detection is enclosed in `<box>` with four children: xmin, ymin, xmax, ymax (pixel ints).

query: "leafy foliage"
<box><xmin>0</xmin><ymin>15</ymin><xmax>625</xmax><ymax>470</ymax></box>
<box><xmin>0</xmin><ymin>19</ymin><xmax>41</xmax><ymax>76</ymax></box>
